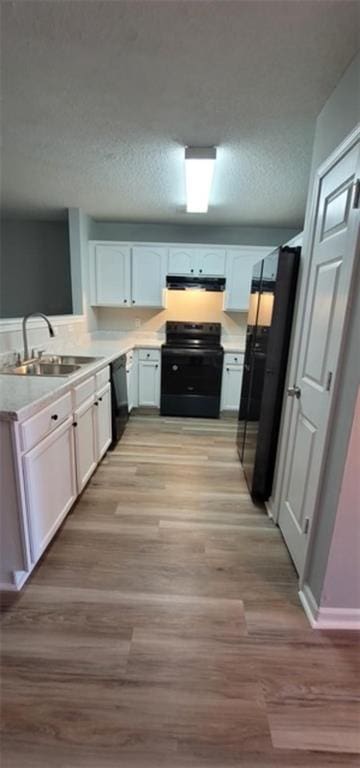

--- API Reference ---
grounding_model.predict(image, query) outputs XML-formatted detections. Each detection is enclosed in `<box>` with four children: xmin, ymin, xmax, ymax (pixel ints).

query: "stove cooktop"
<box><xmin>164</xmin><ymin>321</ymin><xmax>222</xmax><ymax>349</ymax></box>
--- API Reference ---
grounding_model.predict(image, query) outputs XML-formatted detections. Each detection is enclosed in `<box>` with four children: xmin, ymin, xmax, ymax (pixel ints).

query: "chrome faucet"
<box><xmin>22</xmin><ymin>313</ymin><xmax>55</xmax><ymax>362</ymax></box>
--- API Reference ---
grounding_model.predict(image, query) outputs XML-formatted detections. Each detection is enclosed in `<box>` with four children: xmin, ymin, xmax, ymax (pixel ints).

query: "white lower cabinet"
<box><xmin>74</xmin><ymin>395</ymin><xmax>97</xmax><ymax>492</ymax></box>
<box><xmin>23</xmin><ymin>416</ymin><xmax>77</xmax><ymax>562</ymax></box>
<box><xmin>95</xmin><ymin>382</ymin><xmax>112</xmax><ymax>459</ymax></box>
<box><xmin>1</xmin><ymin>364</ymin><xmax>114</xmax><ymax>591</ymax></box>
<box><xmin>221</xmin><ymin>356</ymin><xmax>244</xmax><ymax>411</ymax></box>
<box><xmin>127</xmin><ymin>359</ymin><xmax>138</xmax><ymax>412</ymax></box>
<box><xmin>138</xmin><ymin>360</ymin><xmax>160</xmax><ymax>407</ymax></box>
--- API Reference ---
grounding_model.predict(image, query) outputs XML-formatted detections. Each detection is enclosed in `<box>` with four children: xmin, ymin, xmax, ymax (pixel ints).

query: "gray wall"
<box><xmin>303</xmin><ymin>51</ymin><xmax>360</xmax><ymax>608</ymax></box>
<box><xmin>90</xmin><ymin>220</ymin><xmax>300</xmax><ymax>246</ymax></box>
<box><xmin>0</xmin><ymin>219</ymin><xmax>72</xmax><ymax>318</ymax></box>
<box><xmin>309</xmin><ymin>51</ymin><xmax>360</xmax><ymax>182</ymax></box>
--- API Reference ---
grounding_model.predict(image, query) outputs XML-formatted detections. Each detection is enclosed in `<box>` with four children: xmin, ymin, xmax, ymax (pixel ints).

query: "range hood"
<box><xmin>166</xmin><ymin>275</ymin><xmax>226</xmax><ymax>292</ymax></box>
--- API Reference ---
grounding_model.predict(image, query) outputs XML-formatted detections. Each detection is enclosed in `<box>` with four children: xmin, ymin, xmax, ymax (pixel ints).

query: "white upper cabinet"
<box><xmin>88</xmin><ymin>241</ymin><xmax>273</xmax><ymax>310</ymax></box>
<box><xmin>132</xmin><ymin>246</ymin><xmax>167</xmax><ymax>307</ymax></box>
<box><xmin>90</xmin><ymin>243</ymin><xmax>131</xmax><ymax>306</ymax></box>
<box><xmin>168</xmin><ymin>247</ymin><xmax>197</xmax><ymax>276</ymax></box>
<box><xmin>167</xmin><ymin>247</ymin><xmax>226</xmax><ymax>277</ymax></box>
<box><xmin>197</xmin><ymin>248</ymin><xmax>226</xmax><ymax>276</ymax></box>
<box><xmin>224</xmin><ymin>248</ymin><xmax>273</xmax><ymax>311</ymax></box>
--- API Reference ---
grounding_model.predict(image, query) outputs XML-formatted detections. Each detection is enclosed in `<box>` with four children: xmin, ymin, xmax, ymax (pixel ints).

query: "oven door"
<box><xmin>160</xmin><ymin>347</ymin><xmax>224</xmax><ymax>418</ymax></box>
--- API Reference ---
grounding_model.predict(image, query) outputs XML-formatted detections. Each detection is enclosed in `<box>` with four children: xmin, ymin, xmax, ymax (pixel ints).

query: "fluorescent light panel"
<box><xmin>185</xmin><ymin>146</ymin><xmax>216</xmax><ymax>213</ymax></box>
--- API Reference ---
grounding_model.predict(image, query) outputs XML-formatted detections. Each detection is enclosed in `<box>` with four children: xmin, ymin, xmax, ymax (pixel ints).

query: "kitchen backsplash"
<box><xmin>95</xmin><ymin>291</ymin><xmax>247</xmax><ymax>336</ymax></box>
<box><xmin>0</xmin><ymin>316</ymin><xmax>87</xmax><ymax>357</ymax></box>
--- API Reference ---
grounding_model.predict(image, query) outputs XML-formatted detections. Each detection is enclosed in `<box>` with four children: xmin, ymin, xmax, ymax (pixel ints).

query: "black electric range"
<box><xmin>160</xmin><ymin>322</ymin><xmax>224</xmax><ymax>418</ymax></box>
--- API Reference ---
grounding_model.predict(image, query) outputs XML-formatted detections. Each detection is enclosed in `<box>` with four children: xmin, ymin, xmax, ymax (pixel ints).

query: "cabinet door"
<box><xmin>127</xmin><ymin>362</ymin><xmax>138</xmax><ymax>412</ymax></box>
<box><xmin>221</xmin><ymin>365</ymin><xmax>244</xmax><ymax>411</ymax></box>
<box><xmin>197</xmin><ymin>248</ymin><xmax>226</xmax><ymax>276</ymax></box>
<box><xmin>90</xmin><ymin>243</ymin><xmax>131</xmax><ymax>306</ymax></box>
<box><xmin>132</xmin><ymin>246</ymin><xmax>167</xmax><ymax>307</ymax></box>
<box><xmin>168</xmin><ymin>248</ymin><xmax>197</xmax><ymax>276</ymax></box>
<box><xmin>74</xmin><ymin>395</ymin><xmax>97</xmax><ymax>491</ymax></box>
<box><xmin>224</xmin><ymin>250</ymin><xmax>268</xmax><ymax>311</ymax></box>
<box><xmin>23</xmin><ymin>417</ymin><xmax>77</xmax><ymax>562</ymax></box>
<box><xmin>95</xmin><ymin>383</ymin><xmax>112</xmax><ymax>460</ymax></box>
<box><xmin>138</xmin><ymin>360</ymin><xmax>160</xmax><ymax>407</ymax></box>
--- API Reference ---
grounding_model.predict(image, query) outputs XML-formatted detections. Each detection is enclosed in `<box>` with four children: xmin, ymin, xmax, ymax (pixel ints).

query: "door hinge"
<box><xmin>353</xmin><ymin>179</ymin><xmax>360</xmax><ymax>209</ymax></box>
<box><xmin>326</xmin><ymin>371</ymin><xmax>333</xmax><ymax>392</ymax></box>
<box><xmin>304</xmin><ymin>517</ymin><xmax>310</xmax><ymax>535</ymax></box>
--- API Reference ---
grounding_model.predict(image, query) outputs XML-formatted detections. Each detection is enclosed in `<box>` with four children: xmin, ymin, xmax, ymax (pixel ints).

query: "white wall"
<box><xmin>321</xmin><ymin>389</ymin><xmax>360</xmax><ymax>609</ymax></box>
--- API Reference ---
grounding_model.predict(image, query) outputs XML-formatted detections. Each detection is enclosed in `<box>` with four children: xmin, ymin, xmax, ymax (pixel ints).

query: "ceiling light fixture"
<box><xmin>185</xmin><ymin>146</ymin><xmax>217</xmax><ymax>213</ymax></box>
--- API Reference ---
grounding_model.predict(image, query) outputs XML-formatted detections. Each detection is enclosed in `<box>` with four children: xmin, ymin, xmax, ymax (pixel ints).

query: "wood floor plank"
<box><xmin>1</xmin><ymin>413</ymin><xmax>359</xmax><ymax>766</ymax></box>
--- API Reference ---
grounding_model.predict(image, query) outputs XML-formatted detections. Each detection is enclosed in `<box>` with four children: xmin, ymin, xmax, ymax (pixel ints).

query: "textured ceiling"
<box><xmin>1</xmin><ymin>0</ymin><xmax>359</xmax><ymax>226</ymax></box>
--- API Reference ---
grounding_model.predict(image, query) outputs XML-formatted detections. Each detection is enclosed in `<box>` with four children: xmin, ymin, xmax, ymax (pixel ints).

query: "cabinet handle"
<box><xmin>226</xmin><ymin>367</ymin><xmax>229</xmax><ymax>372</ymax></box>
<box><xmin>147</xmin><ymin>353</ymin><xmax>150</xmax><ymax>358</ymax></box>
<box><xmin>199</xmin><ymin>269</ymin><xmax>203</xmax><ymax>274</ymax></box>
<box><xmin>190</xmin><ymin>269</ymin><xmax>194</xmax><ymax>274</ymax></box>
<box><xmin>98</xmin><ymin>396</ymin><xmax>103</xmax><ymax>401</ymax></box>
<box><xmin>132</xmin><ymin>300</ymin><xmax>135</xmax><ymax>304</ymax></box>
<box><xmin>234</xmin><ymin>357</ymin><xmax>238</xmax><ymax>362</ymax></box>
<box><xmin>156</xmin><ymin>364</ymin><xmax>159</xmax><ymax>369</ymax></box>
<box><xmin>94</xmin><ymin>401</ymin><xmax>99</xmax><ymax>406</ymax></box>
<box><xmin>73</xmin><ymin>421</ymin><xmax>78</xmax><ymax>428</ymax></box>
<box><xmin>124</xmin><ymin>299</ymin><xmax>127</xmax><ymax>304</ymax></box>
<box><xmin>51</xmin><ymin>414</ymin><xmax>58</xmax><ymax>421</ymax></box>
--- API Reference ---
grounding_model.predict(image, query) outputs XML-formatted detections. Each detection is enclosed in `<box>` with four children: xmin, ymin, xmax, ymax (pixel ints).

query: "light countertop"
<box><xmin>0</xmin><ymin>331</ymin><xmax>245</xmax><ymax>422</ymax></box>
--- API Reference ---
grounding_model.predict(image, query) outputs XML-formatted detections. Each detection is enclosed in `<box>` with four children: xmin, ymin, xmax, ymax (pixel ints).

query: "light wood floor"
<box><xmin>1</xmin><ymin>414</ymin><xmax>359</xmax><ymax>767</ymax></box>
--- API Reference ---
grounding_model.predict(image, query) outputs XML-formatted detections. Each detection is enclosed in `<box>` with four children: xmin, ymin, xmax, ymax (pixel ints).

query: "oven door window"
<box><xmin>162</xmin><ymin>352</ymin><xmax>223</xmax><ymax>396</ymax></box>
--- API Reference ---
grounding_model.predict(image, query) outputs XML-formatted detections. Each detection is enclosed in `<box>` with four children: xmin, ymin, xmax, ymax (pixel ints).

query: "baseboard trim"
<box><xmin>265</xmin><ymin>500</ymin><xmax>274</xmax><ymax>520</ymax></box>
<box><xmin>299</xmin><ymin>585</ymin><xmax>360</xmax><ymax>630</ymax></box>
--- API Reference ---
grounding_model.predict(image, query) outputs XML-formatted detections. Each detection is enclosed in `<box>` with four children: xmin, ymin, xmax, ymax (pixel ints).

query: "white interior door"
<box><xmin>278</xmin><ymin>136</ymin><xmax>360</xmax><ymax>575</ymax></box>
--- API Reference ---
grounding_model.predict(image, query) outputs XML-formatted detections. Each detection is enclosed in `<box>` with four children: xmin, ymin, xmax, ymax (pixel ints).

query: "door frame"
<box><xmin>270</xmin><ymin>124</ymin><xmax>360</xmax><ymax>585</ymax></box>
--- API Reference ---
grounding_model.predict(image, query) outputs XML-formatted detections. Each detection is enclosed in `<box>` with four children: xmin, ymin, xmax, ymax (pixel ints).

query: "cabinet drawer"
<box><xmin>95</xmin><ymin>365</ymin><xmax>110</xmax><ymax>392</ymax></box>
<box><xmin>138</xmin><ymin>348</ymin><xmax>161</xmax><ymax>363</ymax></box>
<box><xmin>73</xmin><ymin>376</ymin><xmax>95</xmax><ymax>407</ymax></box>
<box><xmin>224</xmin><ymin>352</ymin><xmax>244</xmax><ymax>366</ymax></box>
<box><xmin>20</xmin><ymin>392</ymin><xmax>72</xmax><ymax>453</ymax></box>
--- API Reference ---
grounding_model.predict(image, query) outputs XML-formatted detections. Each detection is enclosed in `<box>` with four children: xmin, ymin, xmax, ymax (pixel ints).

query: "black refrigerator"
<box><xmin>237</xmin><ymin>246</ymin><xmax>300</xmax><ymax>501</ymax></box>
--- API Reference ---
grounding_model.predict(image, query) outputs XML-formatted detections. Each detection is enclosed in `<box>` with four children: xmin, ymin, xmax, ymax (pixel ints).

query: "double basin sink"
<box><xmin>1</xmin><ymin>355</ymin><xmax>101</xmax><ymax>377</ymax></box>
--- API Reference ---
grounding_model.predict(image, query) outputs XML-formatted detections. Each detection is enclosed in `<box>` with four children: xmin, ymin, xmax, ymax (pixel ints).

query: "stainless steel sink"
<box><xmin>0</xmin><ymin>354</ymin><xmax>102</xmax><ymax>377</ymax></box>
<box><xmin>4</xmin><ymin>362</ymin><xmax>82</xmax><ymax>377</ymax></box>
<box><xmin>40</xmin><ymin>355</ymin><xmax>101</xmax><ymax>365</ymax></box>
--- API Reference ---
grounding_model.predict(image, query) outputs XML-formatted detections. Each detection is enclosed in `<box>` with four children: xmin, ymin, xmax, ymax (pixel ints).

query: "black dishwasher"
<box><xmin>110</xmin><ymin>355</ymin><xmax>129</xmax><ymax>447</ymax></box>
